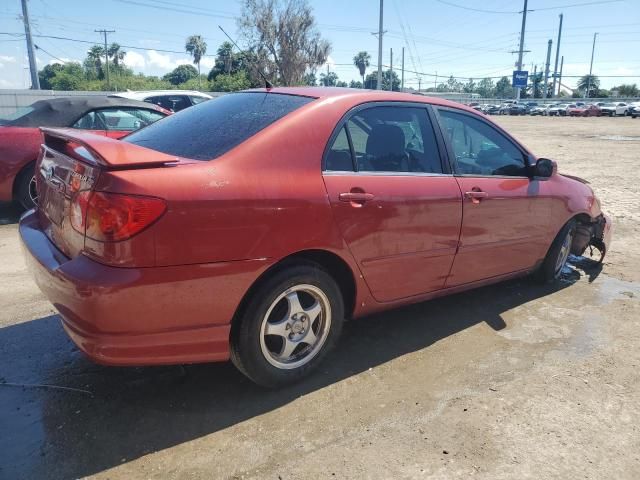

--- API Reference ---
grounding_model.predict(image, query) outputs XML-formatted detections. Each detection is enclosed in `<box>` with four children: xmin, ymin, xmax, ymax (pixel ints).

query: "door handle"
<box><xmin>339</xmin><ymin>192</ymin><xmax>374</xmax><ymax>203</ymax></box>
<box><xmin>464</xmin><ymin>190</ymin><xmax>488</xmax><ymax>204</ymax></box>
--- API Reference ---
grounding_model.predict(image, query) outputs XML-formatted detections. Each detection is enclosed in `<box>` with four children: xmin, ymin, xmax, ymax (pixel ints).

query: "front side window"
<box><xmin>72</xmin><ymin>108</ymin><xmax>165</xmax><ymax>131</ymax></box>
<box><xmin>438</xmin><ymin>110</ymin><xmax>526</xmax><ymax>177</ymax></box>
<box><xmin>126</xmin><ymin>92</ymin><xmax>314</xmax><ymax>160</ymax></box>
<box><xmin>326</xmin><ymin>106</ymin><xmax>442</xmax><ymax>174</ymax></box>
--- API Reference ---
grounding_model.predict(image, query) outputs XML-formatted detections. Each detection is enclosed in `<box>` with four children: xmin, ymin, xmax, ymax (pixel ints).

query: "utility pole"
<box><xmin>552</xmin><ymin>13</ymin><xmax>563</xmax><ymax>98</ymax></box>
<box><xmin>390</xmin><ymin>48</ymin><xmax>393</xmax><ymax>91</ymax></box>
<box><xmin>586</xmin><ymin>32</ymin><xmax>598</xmax><ymax>98</ymax></box>
<box><xmin>95</xmin><ymin>29</ymin><xmax>115</xmax><ymax>90</ymax></box>
<box><xmin>558</xmin><ymin>55</ymin><xmax>564</xmax><ymax>96</ymax></box>
<box><xmin>401</xmin><ymin>47</ymin><xmax>405</xmax><ymax>91</ymax></box>
<box><xmin>418</xmin><ymin>76</ymin><xmax>421</xmax><ymax>92</ymax></box>
<box><xmin>434</xmin><ymin>71</ymin><xmax>437</xmax><ymax>89</ymax></box>
<box><xmin>532</xmin><ymin>64</ymin><xmax>537</xmax><ymax>98</ymax></box>
<box><xmin>543</xmin><ymin>39</ymin><xmax>552</xmax><ymax>99</ymax></box>
<box><xmin>515</xmin><ymin>0</ymin><xmax>529</xmax><ymax>100</ymax></box>
<box><xmin>21</xmin><ymin>0</ymin><xmax>40</xmax><ymax>90</ymax></box>
<box><xmin>376</xmin><ymin>0</ymin><xmax>384</xmax><ymax>90</ymax></box>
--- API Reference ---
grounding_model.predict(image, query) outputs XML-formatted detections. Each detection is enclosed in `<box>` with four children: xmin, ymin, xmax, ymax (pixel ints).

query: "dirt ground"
<box><xmin>0</xmin><ymin>116</ymin><xmax>639</xmax><ymax>480</ymax></box>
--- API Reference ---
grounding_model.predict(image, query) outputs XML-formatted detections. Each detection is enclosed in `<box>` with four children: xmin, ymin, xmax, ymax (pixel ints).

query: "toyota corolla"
<box><xmin>20</xmin><ymin>88</ymin><xmax>612</xmax><ymax>387</ymax></box>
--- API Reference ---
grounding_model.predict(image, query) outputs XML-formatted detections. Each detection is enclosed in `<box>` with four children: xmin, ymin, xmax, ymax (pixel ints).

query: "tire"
<box><xmin>230</xmin><ymin>262</ymin><xmax>344</xmax><ymax>388</ymax></box>
<box><xmin>537</xmin><ymin>219</ymin><xmax>576</xmax><ymax>283</ymax></box>
<box><xmin>15</xmin><ymin>163</ymin><xmax>37</xmax><ymax>210</ymax></box>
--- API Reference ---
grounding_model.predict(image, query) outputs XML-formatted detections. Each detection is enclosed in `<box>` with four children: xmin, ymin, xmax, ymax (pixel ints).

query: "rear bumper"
<box><xmin>19</xmin><ymin>210</ymin><xmax>269</xmax><ymax>366</ymax></box>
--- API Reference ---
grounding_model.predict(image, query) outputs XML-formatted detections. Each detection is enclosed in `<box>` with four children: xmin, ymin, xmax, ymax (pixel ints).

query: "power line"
<box><xmin>34</xmin><ymin>43</ymin><xmax>66</xmax><ymax>63</ymax></box>
<box><xmin>436</xmin><ymin>0</ymin><xmax>623</xmax><ymax>14</ymax></box>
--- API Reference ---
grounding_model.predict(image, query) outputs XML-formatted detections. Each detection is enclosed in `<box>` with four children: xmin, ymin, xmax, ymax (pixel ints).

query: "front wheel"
<box><xmin>230</xmin><ymin>263</ymin><xmax>344</xmax><ymax>388</ymax></box>
<box><xmin>537</xmin><ymin>220</ymin><xmax>576</xmax><ymax>283</ymax></box>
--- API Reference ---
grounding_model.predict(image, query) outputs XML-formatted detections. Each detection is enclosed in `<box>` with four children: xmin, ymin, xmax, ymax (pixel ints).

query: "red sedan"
<box><xmin>0</xmin><ymin>96</ymin><xmax>169</xmax><ymax>209</ymax></box>
<box><xmin>568</xmin><ymin>104</ymin><xmax>602</xmax><ymax>117</ymax></box>
<box><xmin>20</xmin><ymin>88</ymin><xmax>612</xmax><ymax>387</ymax></box>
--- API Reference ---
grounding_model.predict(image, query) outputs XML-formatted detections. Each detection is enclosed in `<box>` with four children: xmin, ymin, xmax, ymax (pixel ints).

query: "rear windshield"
<box><xmin>125</xmin><ymin>92</ymin><xmax>314</xmax><ymax>160</ymax></box>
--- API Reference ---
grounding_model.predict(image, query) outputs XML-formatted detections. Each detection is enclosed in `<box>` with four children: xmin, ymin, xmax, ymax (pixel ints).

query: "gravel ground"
<box><xmin>0</xmin><ymin>116</ymin><xmax>639</xmax><ymax>480</ymax></box>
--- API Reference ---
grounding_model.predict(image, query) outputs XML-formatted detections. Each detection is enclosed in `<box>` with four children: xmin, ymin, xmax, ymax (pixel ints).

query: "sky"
<box><xmin>1</xmin><ymin>0</ymin><xmax>639</xmax><ymax>90</ymax></box>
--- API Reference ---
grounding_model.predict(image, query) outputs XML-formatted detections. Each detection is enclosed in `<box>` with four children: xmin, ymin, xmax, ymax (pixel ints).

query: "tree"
<box><xmin>364</xmin><ymin>69</ymin><xmax>399</xmax><ymax>91</ymax></box>
<box><xmin>185</xmin><ymin>34</ymin><xmax>207</xmax><ymax>88</ymax></box>
<box><xmin>349</xmin><ymin>79</ymin><xmax>363</xmax><ymax>89</ymax></box>
<box><xmin>163</xmin><ymin>64</ymin><xmax>199</xmax><ymax>85</ymax></box>
<box><xmin>39</xmin><ymin>62</ymin><xmax>85</xmax><ymax>90</ymax></box>
<box><xmin>577</xmin><ymin>74</ymin><xmax>600</xmax><ymax>98</ymax></box>
<box><xmin>85</xmin><ymin>45</ymin><xmax>105</xmax><ymax>80</ymax></box>
<box><xmin>210</xmin><ymin>71</ymin><xmax>252</xmax><ymax>92</ymax></box>
<box><xmin>353</xmin><ymin>51</ymin><xmax>371</xmax><ymax>86</ymax></box>
<box><xmin>303</xmin><ymin>72</ymin><xmax>317</xmax><ymax>86</ymax></box>
<box><xmin>239</xmin><ymin>0</ymin><xmax>331</xmax><ymax>86</ymax></box>
<box><xmin>463</xmin><ymin>78</ymin><xmax>476</xmax><ymax>94</ymax></box>
<box><xmin>495</xmin><ymin>76</ymin><xmax>512</xmax><ymax>98</ymax></box>
<box><xmin>476</xmin><ymin>77</ymin><xmax>495</xmax><ymax>98</ymax></box>
<box><xmin>446</xmin><ymin>75</ymin><xmax>463</xmax><ymax>93</ymax></box>
<box><xmin>613</xmin><ymin>83</ymin><xmax>639</xmax><ymax>96</ymax></box>
<box><xmin>319</xmin><ymin>71</ymin><xmax>338</xmax><ymax>86</ymax></box>
<box><xmin>107</xmin><ymin>43</ymin><xmax>125</xmax><ymax>67</ymax></box>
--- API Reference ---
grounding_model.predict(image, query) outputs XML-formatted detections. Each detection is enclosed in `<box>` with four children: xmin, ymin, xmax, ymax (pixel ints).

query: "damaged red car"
<box><xmin>20</xmin><ymin>88</ymin><xmax>612</xmax><ymax>387</ymax></box>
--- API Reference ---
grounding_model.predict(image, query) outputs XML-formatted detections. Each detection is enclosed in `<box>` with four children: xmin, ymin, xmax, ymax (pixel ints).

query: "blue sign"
<box><xmin>512</xmin><ymin>70</ymin><xmax>528</xmax><ymax>88</ymax></box>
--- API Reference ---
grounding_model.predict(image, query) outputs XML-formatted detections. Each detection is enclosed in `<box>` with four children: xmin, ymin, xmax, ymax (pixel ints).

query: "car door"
<box><xmin>435</xmin><ymin>107</ymin><xmax>552</xmax><ymax>287</ymax></box>
<box><xmin>322</xmin><ymin>103</ymin><xmax>463</xmax><ymax>302</ymax></box>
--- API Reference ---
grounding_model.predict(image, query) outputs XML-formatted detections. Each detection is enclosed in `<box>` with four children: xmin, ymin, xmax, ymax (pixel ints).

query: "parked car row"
<box><xmin>471</xmin><ymin>100</ymin><xmax>639</xmax><ymax>117</ymax></box>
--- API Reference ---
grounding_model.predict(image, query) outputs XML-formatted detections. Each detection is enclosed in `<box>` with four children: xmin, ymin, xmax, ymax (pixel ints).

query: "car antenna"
<box><xmin>218</xmin><ymin>26</ymin><xmax>273</xmax><ymax>90</ymax></box>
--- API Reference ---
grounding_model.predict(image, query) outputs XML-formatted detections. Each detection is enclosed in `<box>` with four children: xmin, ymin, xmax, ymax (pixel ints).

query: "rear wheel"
<box><xmin>537</xmin><ymin>220</ymin><xmax>576</xmax><ymax>283</ymax></box>
<box><xmin>15</xmin><ymin>163</ymin><xmax>37</xmax><ymax>210</ymax></box>
<box><xmin>230</xmin><ymin>263</ymin><xmax>344</xmax><ymax>388</ymax></box>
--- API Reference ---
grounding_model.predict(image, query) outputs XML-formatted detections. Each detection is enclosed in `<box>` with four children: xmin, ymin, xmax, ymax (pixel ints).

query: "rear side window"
<box><xmin>326</xmin><ymin>105</ymin><xmax>443</xmax><ymax>173</ymax></box>
<box><xmin>126</xmin><ymin>93</ymin><xmax>314</xmax><ymax>160</ymax></box>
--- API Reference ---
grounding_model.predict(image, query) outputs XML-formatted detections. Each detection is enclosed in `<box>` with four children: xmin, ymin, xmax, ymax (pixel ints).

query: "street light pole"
<box><xmin>585</xmin><ymin>32</ymin><xmax>598</xmax><ymax>98</ymax></box>
<box><xmin>543</xmin><ymin>39</ymin><xmax>552</xmax><ymax>99</ymax></box>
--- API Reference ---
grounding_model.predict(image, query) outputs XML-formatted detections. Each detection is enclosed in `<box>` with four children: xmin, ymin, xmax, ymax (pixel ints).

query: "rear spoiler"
<box><xmin>40</xmin><ymin>127</ymin><xmax>185</xmax><ymax>169</ymax></box>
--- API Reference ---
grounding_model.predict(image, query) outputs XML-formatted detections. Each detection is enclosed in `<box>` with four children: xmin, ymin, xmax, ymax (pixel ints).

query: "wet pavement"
<box><xmin>1</xmin><ymin>117</ymin><xmax>640</xmax><ymax>479</ymax></box>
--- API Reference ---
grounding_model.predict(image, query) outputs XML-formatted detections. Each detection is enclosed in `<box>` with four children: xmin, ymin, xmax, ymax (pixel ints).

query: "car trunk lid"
<box><xmin>36</xmin><ymin>128</ymin><xmax>184</xmax><ymax>259</ymax></box>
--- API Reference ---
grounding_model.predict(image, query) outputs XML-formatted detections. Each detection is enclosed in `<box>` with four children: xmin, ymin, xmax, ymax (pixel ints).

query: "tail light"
<box><xmin>71</xmin><ymin>191</ymin><xmax>166</xmax><ymax>242</ymax></box>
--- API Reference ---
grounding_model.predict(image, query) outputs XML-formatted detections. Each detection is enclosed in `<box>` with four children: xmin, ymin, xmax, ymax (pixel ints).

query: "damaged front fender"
<box><xmin>571</xmin><ymin>213</ymin><xmax>613</xmax><ymax>263</ymax></box>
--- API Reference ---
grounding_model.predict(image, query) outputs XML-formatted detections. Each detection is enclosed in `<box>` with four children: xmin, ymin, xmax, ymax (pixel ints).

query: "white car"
<box><xmin>110</xmin><ymin>90</ymin><xmax>212</xmax><ymax>112</ymax></box>
<box><xmin>546</xmin><ymin>103</ymin><xmax>570</xmax><ymax>116</ymax></box>
<box><xmin>600</xmin><ymin>102</ymin><xmax>628</xmax><ymax>117</ymax></box>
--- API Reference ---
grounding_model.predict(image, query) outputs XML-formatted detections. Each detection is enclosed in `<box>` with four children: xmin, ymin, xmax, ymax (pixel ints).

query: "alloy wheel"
<box><xmin>554</xmin><ymin>230</ymin><xmax>573</xmax><ymax>277</ymax></box>
<box><xmin>259</xmin><ymin>284</ymin><xmax>331</xmax><ymax>370</ymax></box>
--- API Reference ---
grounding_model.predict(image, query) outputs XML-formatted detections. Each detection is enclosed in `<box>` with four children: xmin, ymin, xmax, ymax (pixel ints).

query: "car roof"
<box><xmin>112</xmin><ymin>90</ymin><xmax>213</xmax><ymax>100</ymax></box>
<box><xmin>5</xmin><ymin>95</ymin><xmax>166</xmax><ymax>128</ymax></box>
<box><xmin>242</xmin><ymin>86</ymin><xmax>479</xmax><ymax>113</ymax></box>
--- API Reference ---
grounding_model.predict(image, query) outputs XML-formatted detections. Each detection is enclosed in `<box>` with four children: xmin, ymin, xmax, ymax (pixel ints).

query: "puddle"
<box><xmin>585</xmin><ymin>135</ymin><xmax>640</xmax><ymax>142</ymax></box>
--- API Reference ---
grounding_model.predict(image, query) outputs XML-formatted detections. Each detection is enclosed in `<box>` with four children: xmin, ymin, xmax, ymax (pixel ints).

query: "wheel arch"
<box><xmin>230</xmin><ymin>249</ymin><xmax>358</xmax><ymax>335</ymax></box>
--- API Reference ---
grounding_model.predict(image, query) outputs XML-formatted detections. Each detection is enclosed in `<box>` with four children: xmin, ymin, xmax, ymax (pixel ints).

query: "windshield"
<box><xmin>0</xmin><ymin>106</ymin><xmax>35</xmax><ymax>126</ymax></box>
<box><xmin>125</xmin><ymin>92</ymin><xmax>315</xmax><ymax>161</ymax></box>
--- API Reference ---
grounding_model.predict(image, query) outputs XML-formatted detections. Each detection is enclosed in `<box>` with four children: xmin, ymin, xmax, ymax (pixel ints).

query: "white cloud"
<box><xmin>124</xmin><ymin>50</ymin><xmax>146</xmax><ymax>69</ymax></box>
<box><xmin>147</xmin><ymin>50</ymin><xmax>191</xmax><ymax>70</ymax></box>
<box><xmin>0</xmin><ymin>55</ymin><xmax>16</xmax><ymax>63</ymax></box>
<box><xmin>200</xmin><ymin>57</ymin><xmax>214</xmax><ymax>70</ymax></box>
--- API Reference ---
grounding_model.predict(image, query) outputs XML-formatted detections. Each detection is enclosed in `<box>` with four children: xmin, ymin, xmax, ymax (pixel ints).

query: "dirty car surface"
<box><xmin>19</xmin><ymin>87</ymin><xmax>612</xmax><ymax>387</ymax></box>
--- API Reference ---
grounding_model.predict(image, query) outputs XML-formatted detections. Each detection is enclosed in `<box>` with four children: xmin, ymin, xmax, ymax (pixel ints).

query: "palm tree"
<box><xmin>185</xmin><ymin>35</ymin><xmax>207</xmax><ymax>89</ymax></box>
<box><xmin>87</xmin><ymin>45</ymin><xmax>105</xmax><ymax>79</ymax></box>
<box><xmin>577</xmin><ymin>74</ymin><xmax>600</xmax><ymax>98</ymax></box>
<box><xmin>353</xmin><ymin>51</ymin><xmax>371</xmax><ymax>88</ymax></box>
<box><xmin>107</xmin><ymin>43</ymin><xmax>125</xmax><ymax>67</ymax></box>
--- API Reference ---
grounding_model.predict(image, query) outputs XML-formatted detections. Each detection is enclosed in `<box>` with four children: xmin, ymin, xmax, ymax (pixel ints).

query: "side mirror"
<box><xmin>533</xmin><ymin>158</ymin><xmax>557</xmax><ymax>178</ymax></box>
